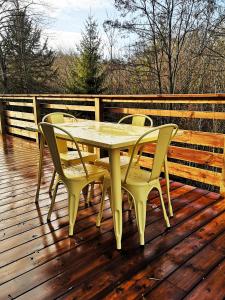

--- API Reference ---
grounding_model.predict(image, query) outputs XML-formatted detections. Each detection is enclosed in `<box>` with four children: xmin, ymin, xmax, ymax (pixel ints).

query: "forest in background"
<box><xmin>1</xmin><ymin>0</ymin><xmax>225</xmax><ymax>94</ymax></box>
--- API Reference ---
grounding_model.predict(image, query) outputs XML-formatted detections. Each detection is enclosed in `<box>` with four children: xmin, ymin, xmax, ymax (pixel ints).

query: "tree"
<box><xmin>1</xmin><ymin>0</ymin><xmax>56</xmax><ymax>93</ymax></box>
<box><xmin>0</xmin><ymin>0</ymin><xmax>17</xmax><ymax>92</ymax></box>
<box><xmin>107</xmin><ymin>0</ymin><xmax>225</xmax><ymax>94</ymax></box>
<box><xmin>67</xmin><ymin>15</ymin><xmax>105</xmax><ymax>94</ymax></box>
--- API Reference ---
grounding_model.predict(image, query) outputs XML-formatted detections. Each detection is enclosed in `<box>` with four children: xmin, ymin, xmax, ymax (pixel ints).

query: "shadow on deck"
<box><xmin>0</xmin><ymin>134</ymin><xmax>225</xmax><ymax>300</ymax></box>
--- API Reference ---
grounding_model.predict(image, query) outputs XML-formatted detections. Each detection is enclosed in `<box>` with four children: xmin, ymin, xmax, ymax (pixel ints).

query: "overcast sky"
<box><xmin>42</xmin><ymin>0</ymin><xmax>118</xmax><ymax>53</ymax></box>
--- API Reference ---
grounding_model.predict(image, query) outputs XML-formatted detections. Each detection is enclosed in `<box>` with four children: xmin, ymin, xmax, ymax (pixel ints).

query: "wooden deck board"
<box><xmin>0</xmin><ymin>135</ymin><xmax>225</xmax><ymax>300</ymax></box>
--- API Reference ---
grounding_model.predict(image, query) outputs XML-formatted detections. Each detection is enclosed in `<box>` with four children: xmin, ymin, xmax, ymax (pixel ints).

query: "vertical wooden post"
<box><xmin>0</xmin><ymin>99</ymin><xmax>6</xmax><ymax>134</ymax></box>
<box><xmin>94</xmin><ymin>97</ymin><xmax>103</xmax><ymax>122</ymax></box>
<box><xmin>32</xmin><ymin>96</ymin><xmax>41</xmax><ymax>144</ymax></box>
<box><xmin>94</xmin><ymin>97</ymin><xmax>103</xmax><ymax>157</ymax></box>
<box><xmin>220</xmin><ymin>135</ymin><xmax>225</xmax><ymax>197</ymax></box>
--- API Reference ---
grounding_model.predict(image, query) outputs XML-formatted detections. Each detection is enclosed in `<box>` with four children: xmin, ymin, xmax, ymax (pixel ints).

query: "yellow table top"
<box><xmin>28</xmin><ymin>119</ymin><xmax>182</xmax><ymax>150</ymax></box>
<box><xmin>55</xmin><ymin>120</ymin><xmax>181</xmax><ymax>150</ymax></box>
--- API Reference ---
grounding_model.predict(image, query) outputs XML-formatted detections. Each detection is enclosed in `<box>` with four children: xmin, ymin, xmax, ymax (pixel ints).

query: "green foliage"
<box><xmin>67</xmin><ymin>15</ymin><xmax>105</xmax><ymax>94</ymax></box>
<box><xmin>2</xmin><ymin>4</ymin><xmax>56</xmax><ymax>93</ymax></box>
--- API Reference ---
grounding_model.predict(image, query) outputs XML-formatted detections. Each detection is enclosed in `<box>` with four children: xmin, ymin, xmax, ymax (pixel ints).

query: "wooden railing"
<box><xmin>0</xmin><ymin>93</ymin><xmax>225</xmax><ymax>195</ymax></box>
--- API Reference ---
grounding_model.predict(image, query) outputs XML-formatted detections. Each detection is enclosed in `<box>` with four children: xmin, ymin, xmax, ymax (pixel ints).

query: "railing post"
<box><xmin>32</xmin><ymin>96</ymin><xmax>41</xmax><ymax>144</ymax></box>
<box><xmin>0</xmin><ymin>99</ymin><xmax>6</xmax><ymax>134</ymax></box>
<box><xmin>94</xmin><ymin>97</ymin><xmax>103</xmax><ymax>157</ymax></box>
<box><xmin>220</xmin><ymin>136</ymin><xmax>225</xmax><ymax>197</ymax></box>
<box><xmin>94</xmin><ymin>97</ymin><xmax>103</xmax><ymax>121</ymax></box>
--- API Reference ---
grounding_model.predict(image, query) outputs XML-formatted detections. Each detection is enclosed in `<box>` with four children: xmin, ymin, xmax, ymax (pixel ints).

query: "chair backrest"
<box><xmin>124</xmin><ymin>124</ymin><xmax>178</xmax><ymax>183</ymax></box>
<box><xmin>118</xmin><ymin>114</ymin><xmax>153</xmax><ymax>127</ymax></box>
<box><xmin>42</xmin><ymin>112</ymin><xmax>78</xmax><ymax>153</ymax></box>
<box><xmin>119</xmin><ymin>114</ymin><xmax>153</xmax><ymax>157</ymax></box>
<box><xmin>38</xmin><ymin>122</ymin><xmax>88</xmax><ymax>179</ymax></box>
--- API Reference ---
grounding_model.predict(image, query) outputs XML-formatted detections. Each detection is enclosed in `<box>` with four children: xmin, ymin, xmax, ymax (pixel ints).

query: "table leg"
<box><xmin>35</xmin><ymin>134</ymin><xmax>44</xmax><ymax>203</ymax></box>
<box><xmin>109</xmin><ymin>148</ymin><xmax>123</xmax><ymax>249</ymax></box>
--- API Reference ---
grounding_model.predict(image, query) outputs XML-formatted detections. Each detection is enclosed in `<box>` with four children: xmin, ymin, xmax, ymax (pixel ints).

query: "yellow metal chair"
<box><xmin>38</xmin><ymin>122</ymin><xmax>106</xmax><ymax>236</ymax></box>
<box><xmin>97</xmin><ymin>124</ymin><xmax>178</xmax><ymax>245</ymax></box>
<box><xmin>42</xmin><ymin>112</ymin><xmax>97</xmax><ymax>198</ymax></box>
<box><xmin>94</xmin><ymin>114</ymin><xmax>153</xmax><ymax>169</ymax></box>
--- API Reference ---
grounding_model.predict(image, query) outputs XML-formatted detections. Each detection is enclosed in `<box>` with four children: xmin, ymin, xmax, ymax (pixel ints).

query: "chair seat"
<box><xmin>64</xmin><ymin>163</ymin><xmax>107</xmax><ymax>180</ymax></box>
<box><xmin>103</xmin><ymin>166</ymin><xmax>151</xmax><ymax>187</ymax></box>
<box><xmin>95</xmin><ymin>155</ymin><xmax>137</xmax><ymax>169</ymax></box>
<box><xmin>121</xmin><ymin>167</ymin><xmax>151</xmax><ymax>186</ymax></box>
<box><xmin>60</xmin><ymin>151</ymin><xmax>97</xmax><ymax>163</ymax></box>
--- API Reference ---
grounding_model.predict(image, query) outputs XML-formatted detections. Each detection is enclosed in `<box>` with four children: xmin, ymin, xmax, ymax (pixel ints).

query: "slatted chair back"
<box><xmin>42</xmin><ymin>112</ymin><xmax>78</xmax><ymax>153</ymax></box>
<box><xmin>124</xmin><ymin>124</ymin><xmax>178</xmax><ymax>183</ymax></box>
<box><xmin>38</xmin><ymin>122</ymin><xmax>88</xmax><ymax>179</ymax></box>
<box><xmin>118</xmin><ymin>114</ymin><xmax>153</xmax><ymax>127</ymax></box>
<box><xmin>119</xmin><ymin>114</ymin><xmax>153</xmax><ymax>157</ymax></box>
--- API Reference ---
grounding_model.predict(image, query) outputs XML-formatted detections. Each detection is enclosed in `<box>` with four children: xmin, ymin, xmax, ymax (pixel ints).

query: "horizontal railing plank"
<box><xmin>7</xmin><ymin>126</ymin><xmax>36</xmax><ymax>139</ymax></box>
<box><xmin>103</xmin><ymin>99</ymin><xmax>225</xmax><ymax>104</ymax></box>
<box><xmin>107</xmin><ymin>107</ymin><xmax>225</xmax><ymax>120</ymax></box>
<box><xmin>44</xmin><ymin>104</ymin><xmax>95</xmax><ymax>112</ymax></box>
<box><xmin>6</xmin><ymin>111</ymin><xmax>35</xmax><ymax>121</ymax></box>
<box><xmin>7</xmin><ymin>118</ymin><xmax>34</xmax><ymax>129</ymax></box>
<box><xmin>143</xmin><ymin>144</ymin><xmax>223</xmax><ymax>168</ymax></box>
<box><xmin>38</xmin><ymin>97</ymin><xmax>95</xmax><ymax>102</ymax></box>
<box><xmin>1</xmin><ymin>93</ymin><xmax>225</xmax><ymax>104</ymax></box>
<box><xmin>173</xmin><ymin>130</ymin><xmax>224</xmax><ymax>148</ymax></box>
<box><xmin>7</xmin><ymin>101</ymin><xmax>33</xmax><ymax>107</ymax></box>
<box><xmin>139</xmin><ymin>156</ymin><xmax>221</xmax><ymax>186</ymax></box>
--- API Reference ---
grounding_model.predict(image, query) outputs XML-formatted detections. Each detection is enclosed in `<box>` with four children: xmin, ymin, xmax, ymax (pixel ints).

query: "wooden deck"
<box><xmin>0</xmin><ymin>135</ymin><xmax>225</xmax><ymax>300</ymax></box>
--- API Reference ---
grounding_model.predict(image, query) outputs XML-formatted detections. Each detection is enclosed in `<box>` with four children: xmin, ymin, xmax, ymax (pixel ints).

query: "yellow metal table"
<box><xmin>34</xmin><ymin>120</ymin><xmax>179</xmax><ymax>249</ymax></box>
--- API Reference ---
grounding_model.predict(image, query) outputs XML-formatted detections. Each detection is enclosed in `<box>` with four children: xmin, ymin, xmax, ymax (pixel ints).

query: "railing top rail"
<box><xmin>0</xmin><ymin>93</ymin><xmax>225</xmax><ymax>99</ymax></box>
<box><xmin>1</xmin><ymin>93</ymin><xmax>225</xmax><ymax>104</ymax></box>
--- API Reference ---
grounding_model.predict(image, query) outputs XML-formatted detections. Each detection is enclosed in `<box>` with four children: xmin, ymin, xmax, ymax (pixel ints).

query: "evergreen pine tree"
<box><xmin>3</xmin><ymin>2</ymin><xmax>56</xmax><ymax>93</ymax></box>
<box><xmin>67</xmin><ymin>15</ymin><xmax>105</xmax><ymax>94</ymax></box>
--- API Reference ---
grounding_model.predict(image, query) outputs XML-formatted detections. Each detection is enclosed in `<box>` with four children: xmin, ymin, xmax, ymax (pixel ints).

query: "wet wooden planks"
<box><xmin>0</xmin><ymin>135</ymin><xmax>225</xmax><ymax>300</ymax></box>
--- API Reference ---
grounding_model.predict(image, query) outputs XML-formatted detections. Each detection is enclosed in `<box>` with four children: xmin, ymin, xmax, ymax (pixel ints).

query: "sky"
<box><xmin>41</xmin><ymin>0</ymin><xmax>119</xmax><ymax>53</ymax></box>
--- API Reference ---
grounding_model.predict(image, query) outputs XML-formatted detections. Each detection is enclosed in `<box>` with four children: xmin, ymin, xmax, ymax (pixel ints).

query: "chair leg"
<box><xmin>49</xmin><ymin>169</ymin><xmax>56</xmax><ymax>196</ymax></box>
<box><xmin>157</xmin><ymin>183</ymin><xmax>170</xmax><ymax>228</ymax></box>
<box><xmin>82</xmin><ymin>185</ymin><xmax>89</xmax><ymax>205</ymax></box>
<box><xmin>132</xmin><ymin>191</ymin><xmax>147</xmax><ymax>246</ymax></box>
<box><xmin>164</xmin><ymin>159</ymin><xmax>173</xmax><ymax>217</ymax></box>
<box><xmin>127</xmin><ymin>193</ymin><xmax>133</xmax><ymax>210</ymax></box>
<box><xmin>47</xmin><ymin>180</ymin><xmax>59</xmax><ymax>221</ymax></box>
<box><xmin>86</xmin><ymin>182</ymin><xmax>95</xmax><ymax>205</ymax></box>
<box><xmin>96</xmin><ymin>181</ymin><xmax>109</xmax><ymax>227</ymax></box>
<box><xmin>68</xmin><ymin>191</ymin><xmax>80</xmax><ymax>236</ymax></box>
